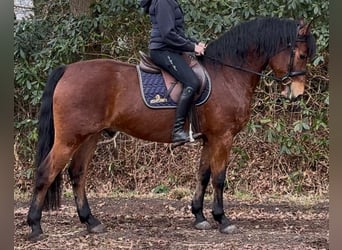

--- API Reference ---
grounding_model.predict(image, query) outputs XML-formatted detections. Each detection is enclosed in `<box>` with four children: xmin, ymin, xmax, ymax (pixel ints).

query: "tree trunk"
<box><xmin>33</xmin><ymin>0</ymin><xmax>45</xmax><ymax>16</ymax></box>
<box><xmin>70</xmin><ymin>0</ymin><xmax>96</xmax><ymax>17</ymax></box>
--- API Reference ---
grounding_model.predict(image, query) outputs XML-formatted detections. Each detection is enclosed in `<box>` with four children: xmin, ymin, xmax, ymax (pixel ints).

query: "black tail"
<box><xmin>35</xmin><ymin>65</ymin><xmax>66</xmax><ymax>211</ymax></box>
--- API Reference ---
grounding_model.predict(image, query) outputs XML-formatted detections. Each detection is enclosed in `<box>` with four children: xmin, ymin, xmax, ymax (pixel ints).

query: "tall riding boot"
<box><xmin>172</xmin><ymin>86</ymin><xmax>195</xmax><ymax>143</ymax></box>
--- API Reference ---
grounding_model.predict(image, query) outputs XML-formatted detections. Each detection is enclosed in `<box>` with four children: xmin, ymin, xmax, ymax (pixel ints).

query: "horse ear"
<box><xmin>304</xmin><ymin>19</ymin><xmax>314</xmax><ymax>34</ymax></box>
<box><xmin>298</xmin><ymin>18</ymin><xmax>313</xmax><ymax>35</ymax></box>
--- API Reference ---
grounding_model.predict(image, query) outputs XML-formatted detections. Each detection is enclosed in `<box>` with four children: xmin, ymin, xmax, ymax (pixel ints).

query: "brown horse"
<box><xmin>27</xmin><ymin>17</ymin><xmax>316</xmax><ymax>240</ymax></box>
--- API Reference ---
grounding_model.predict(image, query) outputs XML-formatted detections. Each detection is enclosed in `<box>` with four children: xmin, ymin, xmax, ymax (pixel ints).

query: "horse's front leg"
<box><xmin>210</xmin><ymin>136</ymin><xmax>237</xmax><ymax>234</ymax></box>
<box><xmin>191</xmin><ymin>142</ymin><xmax>212</xmax><ymax>230</ymax></box>
<box><xmin>68</xmin><ymin>134</ymin><xmax>105</xmax><ymax>234</ymax></box>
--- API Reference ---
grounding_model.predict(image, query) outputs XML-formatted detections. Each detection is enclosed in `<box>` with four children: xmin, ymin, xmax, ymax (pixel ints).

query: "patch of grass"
<box><xmin>168</xmin><ymin>187</ymin><xmax>192</xmax><ymax>200</ymax></box>
<box><xmin>63</xmin><ymin>190</ymin><xmax>73</xmax><ymax>198</ymax></box>
<box><xmin>233</xmin><ymin>190</ymin><xmax>255</xmax><ymax>201</ymax></box>
<box><xmin>152</xmin><ymin>184</ymin><xmax>169</xmax><ymax>194</ymax></box>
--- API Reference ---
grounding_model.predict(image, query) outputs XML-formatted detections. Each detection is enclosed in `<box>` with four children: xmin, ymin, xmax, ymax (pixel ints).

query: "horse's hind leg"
<box><xmin>27</xmin><ymin>142</ymin><xmax>75</xmax><ymax>241</ymax></box>
<box><xmin>67</xmin><ymin>134</ymin><xmax>105</xmax><ymax>234</ymax></box>
<box><xmin>191</xmin><ymin>142</ymin><xmax>212</xmax><ymax>230</ymax></box>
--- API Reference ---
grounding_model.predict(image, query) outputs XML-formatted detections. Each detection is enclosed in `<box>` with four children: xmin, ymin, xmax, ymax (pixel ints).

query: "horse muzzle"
<box><xmin>280</xmin><ymin>79</ymin><xmax>305</xmax><ymax>101</ymax></box>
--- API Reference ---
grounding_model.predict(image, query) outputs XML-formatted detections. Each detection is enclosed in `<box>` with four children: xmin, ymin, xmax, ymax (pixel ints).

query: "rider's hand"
<box><xmin>194</xmin><ymin>42</ymin><xmax>206</xmax><ymax>56</ymax></box>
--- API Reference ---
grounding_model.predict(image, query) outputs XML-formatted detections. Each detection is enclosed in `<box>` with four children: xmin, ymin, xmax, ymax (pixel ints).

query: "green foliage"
<box><xmin>242</xmin><ymin>70</ymin><xmax>329</xmax><ymax>193</ymax></box>
<box><xmin>152</xmin><ymin>184</ymin><xmax>169</xmax><ymax>194</ymax></box>
<box><xmin>90</xmin><ymin>0</ymin><xmax>150</xmax><ymax>61</ymax></box>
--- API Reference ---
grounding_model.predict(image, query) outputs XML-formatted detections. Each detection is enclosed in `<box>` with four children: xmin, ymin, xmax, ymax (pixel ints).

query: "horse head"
<box><xmin>268</xmin><ymin>18</ymin><xmax>315</xmax><ymax>100</ymax></box>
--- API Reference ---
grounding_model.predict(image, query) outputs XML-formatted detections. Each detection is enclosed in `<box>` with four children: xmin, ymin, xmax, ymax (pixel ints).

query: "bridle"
<box><xmin>203</xmin><ymin>28</ymin><xmax>308</xmax><ymax>86</ymax></box>
<box><xmin>281</xmin><ymin>34</ymin><xmax>308</xmax><ymax>84</ymax></box>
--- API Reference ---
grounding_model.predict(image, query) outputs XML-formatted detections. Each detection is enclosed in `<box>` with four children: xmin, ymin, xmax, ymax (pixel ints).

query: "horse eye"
<box><xmin>299</xmin><ymin>54</ymin><xmax>307</xmax><ymax>60</ymax></box>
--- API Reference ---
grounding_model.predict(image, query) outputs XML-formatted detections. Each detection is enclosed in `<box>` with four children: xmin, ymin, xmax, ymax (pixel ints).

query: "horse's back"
<box><xmin>68</xmin><ymin>58</ymin><xmax>135</xmax><ymax>74</ymax></box>
<box><xmin>56</xmin><ymin>58</ymin><xmax>137</xmax><ymax>91</ymax></box>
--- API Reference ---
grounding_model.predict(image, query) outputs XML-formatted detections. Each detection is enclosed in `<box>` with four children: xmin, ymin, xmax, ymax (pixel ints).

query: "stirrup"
<box><xmin>171</xmin><ymin>133</ymin><xmax>203</xmax><ymax>148</ymax></box>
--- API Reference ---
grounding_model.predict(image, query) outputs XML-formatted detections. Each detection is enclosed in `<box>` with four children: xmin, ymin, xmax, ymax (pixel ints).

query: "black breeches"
<box><xmin>150</xmin><ymin>49</ymin><xmax>201</xmax><ymax>92</ymax></box>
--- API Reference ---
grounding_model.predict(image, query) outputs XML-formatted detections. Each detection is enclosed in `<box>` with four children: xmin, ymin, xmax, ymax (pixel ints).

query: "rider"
<box><xmin>140</xmin><ymin>0</ymin><xmax>206</xmax><ymax>143</ymax></box>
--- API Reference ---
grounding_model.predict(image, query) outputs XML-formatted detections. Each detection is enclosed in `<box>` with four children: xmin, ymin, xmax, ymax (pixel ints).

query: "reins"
<box><xmin>202</xmin><ymin>33</ymin><xmax>308</xmax><ymax>85</ymax></box>
<box><xmin>202</xmin><ymin>54</ymin><xmax>288</xmax><ymax>83</ymax></box>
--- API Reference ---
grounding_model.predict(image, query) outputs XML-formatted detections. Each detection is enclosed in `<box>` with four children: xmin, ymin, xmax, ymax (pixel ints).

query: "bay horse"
<box><xmin>27</xmin><ymin>17</ymin><xmax>316</xmax><ymax>240</ymax></box>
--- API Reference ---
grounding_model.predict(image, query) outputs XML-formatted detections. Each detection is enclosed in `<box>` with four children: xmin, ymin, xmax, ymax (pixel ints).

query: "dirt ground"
<box><xmin>14</xmin><ymin>195</ymin><xmax>328</xmax><ymax>250</ymax></box>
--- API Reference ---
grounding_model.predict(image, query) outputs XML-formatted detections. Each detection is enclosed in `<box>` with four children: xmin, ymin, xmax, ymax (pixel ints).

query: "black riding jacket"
<box><xmin>144</xmin><ymin>0</ymin><xmax>198</xmax><ymax>52</ymax></box>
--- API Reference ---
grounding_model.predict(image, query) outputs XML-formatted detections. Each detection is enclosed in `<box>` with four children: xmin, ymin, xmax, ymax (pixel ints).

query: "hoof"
<box><xmin>27</xmin><ymin>231</ymin><xmax>45</xmax><ymax>242</ymax></box>
<box><xmin>194</xmin><ymin>220</ymin><xmax>212</xmax><ymax>230</ymax></box>
<box><xmin>219</xmin><ymin>224</ymin><xmax>237</xmax><ymax>234</ymax></box>
<box><xmin>88</xmin><ymin>223</ymin><xmax>106</xmax><ymax>234</ymax></box>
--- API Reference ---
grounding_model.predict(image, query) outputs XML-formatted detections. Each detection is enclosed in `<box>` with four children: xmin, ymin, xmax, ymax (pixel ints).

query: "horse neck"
<box><xmin>244</xmin><ymin>54</ymin><xmax>269</xmax><ymax>89</ymax></box>
<box><xmin>207</xmin><ymin>54</ymin><xmax>268</xmax><ymax>95</ymax></box>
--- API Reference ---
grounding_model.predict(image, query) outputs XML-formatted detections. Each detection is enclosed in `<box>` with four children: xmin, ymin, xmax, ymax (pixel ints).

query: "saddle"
<box><xmin>138</xmin><ymin>51</ymin><xmax>208</xmax><ymax>102</ymax></box>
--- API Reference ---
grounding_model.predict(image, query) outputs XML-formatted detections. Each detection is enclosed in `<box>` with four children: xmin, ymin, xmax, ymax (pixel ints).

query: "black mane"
<box><xmin>203</xmin><ymin>17</ymin><xmax>316</xmax><ymax>65</ymax></box>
